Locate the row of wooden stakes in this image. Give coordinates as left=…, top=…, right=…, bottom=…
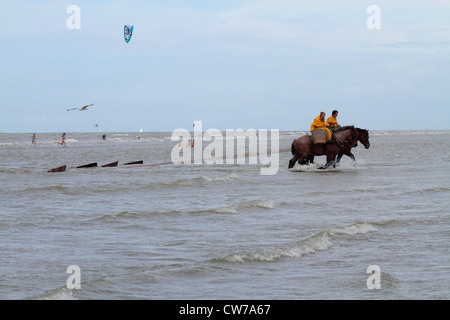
left=47, top=160, right=144, bottom=172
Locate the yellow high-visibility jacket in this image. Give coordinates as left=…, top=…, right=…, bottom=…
left=326, top=116, right=340, bottom=128
left=311, top=115, right=326, bottom=131
left=311, top=115, right=332, bottom=140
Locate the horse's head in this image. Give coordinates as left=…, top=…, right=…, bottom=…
left=357, top=128, right=370, bottom=149
left=333, top=126, right=358, bottom=148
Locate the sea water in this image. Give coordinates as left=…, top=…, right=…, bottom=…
left=0, top=130, right=448, bottom=300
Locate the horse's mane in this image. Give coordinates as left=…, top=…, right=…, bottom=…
left=355, top=127, right=369, bottom=138
left=334, top=125, right=355, bottom=131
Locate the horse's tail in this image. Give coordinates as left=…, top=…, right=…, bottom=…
left=291, top=139, right=296, bottom=155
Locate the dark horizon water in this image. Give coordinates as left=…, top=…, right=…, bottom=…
left=0, top=130, right=449, bottom=299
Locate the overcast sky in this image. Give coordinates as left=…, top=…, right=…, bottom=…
left=1, top=0, right=449, bottom=133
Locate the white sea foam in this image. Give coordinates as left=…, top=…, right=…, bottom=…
left=330, top=222, right=378, bottom=235
left=214, top=206, right=239, bottom=214
left=0, top=142, right=15, bottom=147
left=289, top=158, right=366, bottom=172
left=223, top=222, right=377, bottom=263
left=28, top=286, right=76, bottom=300
left=203, top=173, right=239, bottom=182
left=213, top=200, right=274, bottom=214
left=290, top=162, right=321, bottom=172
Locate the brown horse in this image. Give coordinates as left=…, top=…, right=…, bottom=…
left=336, top=128, right=370, bottom=163
left=289, top=126, right=358, bottom=169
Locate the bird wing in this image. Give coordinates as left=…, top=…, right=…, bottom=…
left=80, top=103, right=94, bottom=110
left=67, top=103, right=94, bottom=111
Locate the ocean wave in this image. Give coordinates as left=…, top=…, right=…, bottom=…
left=164, top=172, right=239, bottom=187
left=27, top=286, right=76, bottom=300
left=0, top=167, right=21, bottom=174
left=0, top=221, right=38, bottom=230
left=21, top=185, right=69, bottom=193
left=201, top=173, right=239, bottom=182
left=218, top=222, right=377, bottom=263
left=412, top=186, right=450, bottom=194
left=379, top=271, right=400, bottom=290
left=89, top=210, right=181, bottom=223
left=330, top=222, right=377, bottom=235
left=211, top=200, right=274, bottom=214
left=32, top=172, right=241, bottom=196
left=90, top=200, right=275, bottom=223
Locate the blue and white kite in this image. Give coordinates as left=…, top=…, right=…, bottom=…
left=124, top=25, right=134, bottom=43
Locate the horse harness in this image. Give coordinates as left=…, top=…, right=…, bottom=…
left=328, top=127, right=357, bottom=148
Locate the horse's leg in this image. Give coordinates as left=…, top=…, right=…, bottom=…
left=318, top=154, right=330, bottom=169
left=297, top=145, right=310, bottom=166
left=319, top=160, right=335, bottom=169
left=347, top=151, right=355, bottom=161
left=289, top=154, right=300, bottom=168
left=318, top=160, right=334, bottom=169
left=306, top=155, right=314, bottom=165
left=319, top=150, right=337, bottom=169
left=330, top=153, right=337, bottom=168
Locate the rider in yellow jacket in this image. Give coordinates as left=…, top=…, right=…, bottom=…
left=326, top=110, right=340, bottom=128
left=311, top=112, right=332, bottom=141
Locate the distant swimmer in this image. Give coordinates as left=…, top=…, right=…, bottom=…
left=31, top=133, right=37, bottom=146
left=186, top=139, right=194, bottom=147
left=59, top=132, right=66, bottom=146
left=67, top=103, right=94, bottom=111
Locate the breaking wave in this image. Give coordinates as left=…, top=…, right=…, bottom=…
left=201, top=173, right=239, bottom=182
left=90, top=200, right=275, bottom=223
left=211, top=200, right=274, bottom=214
left=161, top=172, right=239, bottom=187
left=218, top=222, right=377, bottom=263
left=26, top=286, right=76, bottom=300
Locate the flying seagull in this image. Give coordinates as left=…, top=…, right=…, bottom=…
left=67, top=103, right=94, bottom=111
